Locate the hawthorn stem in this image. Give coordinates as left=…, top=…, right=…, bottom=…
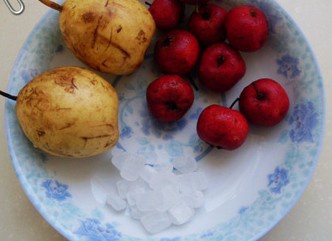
left=38, top=0, right=63, bottom=12
left=0, top=90, right=17, bottom=101
left=186, top=73, right=199, bottom=91
left=195, top=0, right=200, bottom=13
left=252, top=81, right=265, bottom=100
left=145, top=1, right=152, bottom=6
left=229, top=97, right=239, bottom=109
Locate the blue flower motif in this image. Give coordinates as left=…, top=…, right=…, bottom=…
left=160, top=238, right=181, bottom=241
left=189, top=107, right=203, bottom=120
left=120, top=126, right=132, bottom=139
left=75, top=218, right=121, bottom=241
left=200, top=231, right=216, bottom=239
left=118, top=93, right=125, bottom=102
left=238, top=206, right=249, bottom=215
left=288, top=101, right=318, bottom=143
left=41, top=179, right=71, bottom=201
left=268, top=167, right=289, bottom=194
left=159, top=237, right=180, bottom=241
left=277, top=54, right=301, bottom=78
left=20, top=68, right=39, bottom=84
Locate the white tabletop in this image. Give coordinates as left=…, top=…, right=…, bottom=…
left=0, top=1, right=331, bottom=240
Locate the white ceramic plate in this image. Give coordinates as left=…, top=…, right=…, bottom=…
left=5, top=0, right=325, bottom=240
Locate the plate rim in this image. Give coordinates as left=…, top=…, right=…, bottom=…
left=4, top=0, right=326, bottom=240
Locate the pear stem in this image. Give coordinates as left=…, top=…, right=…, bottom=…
left=0, top=90, right=17, bottom=101
left=38, top=0, right=63, bottom=12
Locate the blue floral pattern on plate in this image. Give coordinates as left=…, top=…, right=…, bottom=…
left=5, top=0, right=325, bottom=241
left=277, top=54, right=301, bottom=79
left=288, top=101, right=319, bottom=143
left=75, top=219, right=122, bottom=241
left=268, top=167, right=289, bottom=194
left=42, top=179, right=71, bottom=201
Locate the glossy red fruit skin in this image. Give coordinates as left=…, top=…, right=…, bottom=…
left=188, top=4, right=227, bottom=46
left=225, top=5, right=268, bottom=52
left=154, top=29, right=200, bottom=75
left=239, top=78, right=290, bottom=126
left=179, top=0, right=209, bottom=5
left=149, top=0, right=185, bottom=31
left=198, top=42, right=246, bottom=93
left=146, top=75, right=194, bottom=122
left=196, top=104, right=249, bottom=150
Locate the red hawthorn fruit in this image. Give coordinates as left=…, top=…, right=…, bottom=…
left=198, top=42, right=246, bottom=93
left=154, top=29, right=200, bottom=75
left=148, top=0, right=185, bottom=31
left=239, top=78, right=290, bottom=126
left=196, top=104, right=249, bottom=150
left=188, top=4, right=228, bottom=46
left=225, top=5, right=268, bottom=52
left=146, top=74, right=194, bottom=122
